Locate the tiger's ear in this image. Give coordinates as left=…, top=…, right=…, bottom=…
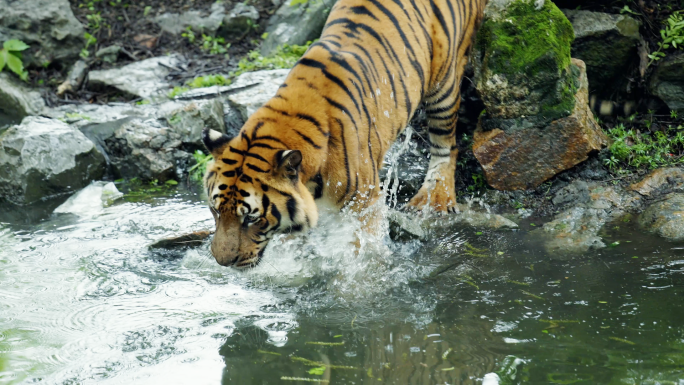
left=275, top=150, right=302, bottom=181
left=202, top=127, right=232, bottom=156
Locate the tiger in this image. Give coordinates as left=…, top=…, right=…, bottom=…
left=201, top=0, right=488, bottom=268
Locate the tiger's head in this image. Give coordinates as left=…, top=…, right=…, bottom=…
left=201, top=127, right=318, bottom=268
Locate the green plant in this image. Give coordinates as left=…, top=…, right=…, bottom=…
left=671, top=110, right=679, bottom=119
left=189, top=150, right=214, bottom=183
left=233, top=41, right=314, bottom=77
left=188, top=74, right=231, bottom=88
left=648, top=10, right=684, bottom=67
left=80, top=32, right=97, bottom=59
left=201, top=34, right=230, bottom=55
left=182, top=27, right=196, bottom=44
left=604, top=123, right=684, bottom=171
left=168, top=86, right=190, bottom=98
left=0, top=39, right=29, bottom=81
left=86, top=12, right=102, bottom=30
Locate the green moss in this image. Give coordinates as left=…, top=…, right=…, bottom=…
left=477, top=0, right=574, bottom=76
left=233, top=41, right=314, bottom=77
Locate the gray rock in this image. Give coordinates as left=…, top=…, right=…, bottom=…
left=103, top=118, right=191, bottom=182
left=562, top=10, right=640, bottom=94
left=552, top=180, right=590, bottom=207
left=153, top=2, right=225, bottom=35
left=638, top=193, right=684, bottom=241
left=0, top=116, right=105, bottom=204
left=227, top=69, right=290, bottom=120
left=166, top=99, right=225, bottom=149
left=0, top=0, right=85, bottom=68
left=219, top=3, right=259, bottom=40
left=0, top=72, right=45, bottom=120
left=95, top=45, right=121, bottom=64
left=649, top=53, right=684, bottom=112
left=87, top=56, right=182, bottom=99
left=261, top=0, right=335, bottom=55
left=56, top=60, right=89, bottom=96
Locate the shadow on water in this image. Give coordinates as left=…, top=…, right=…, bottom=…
left=1, top=177, right=684, bottom=384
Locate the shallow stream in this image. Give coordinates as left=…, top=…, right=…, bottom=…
left=1, top=181, right=684, bottom=384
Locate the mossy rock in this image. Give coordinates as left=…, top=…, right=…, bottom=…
left=474, top=0, right=577, bottom=129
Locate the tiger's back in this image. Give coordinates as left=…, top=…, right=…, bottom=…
left=202, top=0, right=488, bottom=267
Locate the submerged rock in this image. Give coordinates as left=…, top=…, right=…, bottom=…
left=261, top=0, right=335, bottom=55
left=649, top=53, right=684, bottom=112
left=87, top=56, right=182, bottom=99
left=0, top=73, right=45, bottom=121
left=227, top=69, right=290, bottom=121
left=0, top=0, right=85, bottom=68
left=0, top=117, right=105, bottom=205
left=473, top=59, right=608, bottom=190
left=538, top=207, right=608, bottom=255
left=638, top=193, right=684, bottom=241
left=562, top=10, right=640, bottom=95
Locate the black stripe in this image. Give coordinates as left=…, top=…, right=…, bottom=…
left=296, top=113, right=329, bottom=137
left=239, top=189, right=250, bottom=197
left=286, top=197, right=297, bottom=222
left=222, top=171, right=236, bottom=177
left=270, top=203, right=281, bottom=229
left=251, top=142, right=278, bottom=150
left=251, top=121, right=265, bottom=140
left=246, top=163, right=269, bottom=173
left=426, top=102, right=457, bottom=115
left=229, top=147, right=246, bottom=156
left=253, top=135, right=286, bottom=145
left=335, top=118, right=352, bottom=204
left=310, top=173, right=324, bottom=199
left=240, top=174, right=253, bottom=183
left=297, top=58, right=362, bottom=115
left=294, top=129, right=323, bottom=149
left=245, top=152, right=269, bottom=163
left=262, top=194, right=270, bottom=214
left=218, top=184, right=228, bottom=190
left=263, top=105, right=291, bottom=116
left=222, top=158, right=238, bottom=165
left=349, top=5, right=380, bottom=20
left=428, top=126, right=455, bottom=136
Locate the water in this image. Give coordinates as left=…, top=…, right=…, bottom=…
left=1, top=182, right=684, bottom=384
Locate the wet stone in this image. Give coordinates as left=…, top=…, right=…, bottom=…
left=638, top=193, right=684, bottom=241
left=0, top=116, right=105, bottom=205
left=227, top=69, right=290, bottom=121
left=260, top=0, right=336, bottom=55
left=473, top=59, right=609, bottom=190
left=87, top=56, right=182, bottom=99
left=630, top=167, right=684, bottom=197
left=0, top=73, right=46, bottom=121
left=153, top=2, right=225, bottom=35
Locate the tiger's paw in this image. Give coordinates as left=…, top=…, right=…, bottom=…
left=405, top=183, right=457, bottom=214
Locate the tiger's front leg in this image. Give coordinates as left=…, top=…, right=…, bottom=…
left=405, top=84, right=461, bottom=213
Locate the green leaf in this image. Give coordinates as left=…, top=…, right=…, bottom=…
left=7, top=52, right=24, bottom=77
left=308, top=366, right=326, bottom=375
left=3, top=39, right=29, bottom=52
left=165, top=179, right=178, bottom=185
left=0, top=49, right=6, bottom=72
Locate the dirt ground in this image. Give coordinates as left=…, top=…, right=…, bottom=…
left=32, top=0, right=277, bottom=106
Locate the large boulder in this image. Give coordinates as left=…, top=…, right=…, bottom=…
left=165, top=99, right=225, bottom=150
left=0, top=0, right=85, bottom=68
left=562, top=10, right=640, bottom=95
left=102, top=118, right=192, bottom=182
left=474, top=0, right=577, bottom=129
left=649, top=53, right=684, bottom=112
left=638, top=193, right=684, bottom=241
left=473, top=59, right=609, bottom=190
left=0, top=117, right=105, bottom=205
left=260, top=0, right=335, bottom=55
left=87, top=56, right=182, bottom=99
left=0, top=72, right=45, bottom=123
